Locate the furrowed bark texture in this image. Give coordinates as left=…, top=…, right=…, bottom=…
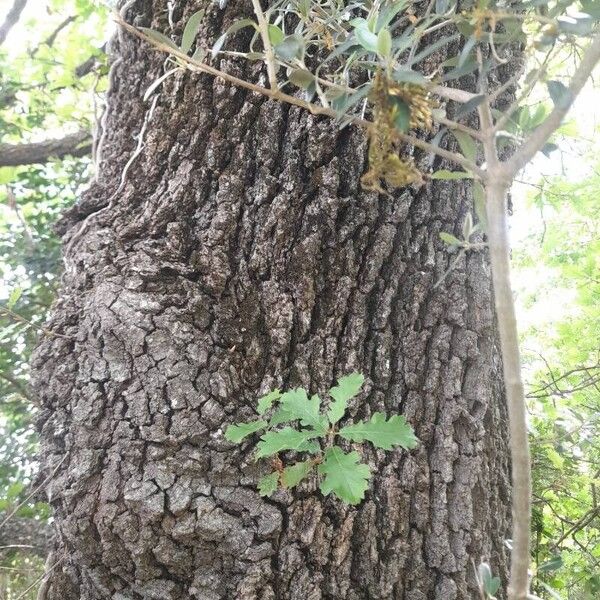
left=32, top=1, right=512, bottom=598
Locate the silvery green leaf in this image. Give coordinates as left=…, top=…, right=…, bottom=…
left=181, top=9, right=205, bottom=54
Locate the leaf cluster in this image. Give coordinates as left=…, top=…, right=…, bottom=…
left=138, top=0, right=600, bottom=191
left=225, top=373, right=418, bottom=505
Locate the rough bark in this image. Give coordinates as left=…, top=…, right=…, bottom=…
left=31, top=1, right=512, bottom=598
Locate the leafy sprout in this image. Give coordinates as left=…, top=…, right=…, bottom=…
left=225, top=372, right=418, bottom=505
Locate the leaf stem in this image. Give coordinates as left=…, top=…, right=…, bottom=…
left=250, top=0, right=278, bottom=90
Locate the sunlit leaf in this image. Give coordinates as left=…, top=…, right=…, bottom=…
left=225, top=420, right=268, bottom=443
left=256, top=427, right=321, bottom=458
left=318, top=447, right=371, bottom=504
left=268, top=24, right=284, bottom=46
left=430, top=170, right=473, bottom=180
left=377, top=28, right=392, bottom=58
left=452, top=130, right=477, bottom=162
left=440, top=231, right=462, bottom=246
left=139, top=27, right=178, bottom=51
left=354, top=27, right=378, bottom=53
left=257, top=389, right=282, bottom=415
left=282, top=459, right=313, bottom=488
left=7, top=287, right=22, bottom=310
left=327, top=372, right=364, bottom=425
left=181, top=9, right=206, bottom=54
left=258, top=472, right=279, bottom=496
left=338, top=412, right=418, bottom=450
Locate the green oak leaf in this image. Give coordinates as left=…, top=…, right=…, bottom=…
left=282, top=460, right=314, bottom=488
left=271, top=388, right=327, bottom=431
left=224, top=420, right=268, bottom=443
left=270, top=403, right=298, bottom=426
left=257, top=389, right=282, bottom=415
left=318, top=447, right=371, bottom=505
left=297, top=439, right=321, bottom=454
left=338, top=412, right=418, bottom=450
left=258, top=472, right=279, bottom=496
left=327, top=372, right=365, bottom=424
left=256, top=427, right=321, bottom=458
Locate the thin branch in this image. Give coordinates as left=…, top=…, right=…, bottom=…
left=117, top=17, right=486, bottom=179
left=0, top=130, right=92, bottom=167
left=0, top=306, right=72, bottom=340
left=0, top=0, right=27, bottom=46
left=485, top=181, right=531, bottom=600
left=5, top=185, right=34, bottom=252
left=250, top=0, right=278, bottom=90
left=551, top=506, right=600, bottom=549
left=0, top=369, right=31, bottom=401
left=494, top=49, right=552, bottom=134
left=504, top=32, right=600, bottom=177
left=0, top=517, right=51, bottom=557
left=18, top=556, right=62, bottom=600
left=30, top=15, right=77, bottom=56
left=435, top=115, right=485, bottom=140
left=432, top=84, right=479, bottom=104
left=488, top=70, right=521, bottom=105
left=0, top=455, right=67, bottom=533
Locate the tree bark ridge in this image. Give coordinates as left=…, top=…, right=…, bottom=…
left=31, top=1, right=512, bottom=598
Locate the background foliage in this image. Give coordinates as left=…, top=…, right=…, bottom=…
left=0, top=0, right=597, bottom=598
left=0, top=0, right=107, bottom=596
left=515, top=140, right=600, bottom=598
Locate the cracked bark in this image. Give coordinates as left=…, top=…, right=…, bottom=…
left=31, top=1, right=513, bottom=598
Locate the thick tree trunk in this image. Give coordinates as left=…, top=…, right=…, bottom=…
left=31, top=1, right=512, bottom=598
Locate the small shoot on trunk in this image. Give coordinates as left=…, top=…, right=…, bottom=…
left=224, top=372, right=418, bottom=505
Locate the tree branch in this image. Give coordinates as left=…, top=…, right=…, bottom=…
left=485, top=182, right=531, bottom=600
left=118, top=17, right=487, bottom=179
left=250, top=0, right=278, bottom=90
left=0, top=0, right=27, bottom=46
left=0, top=130, right=91, bottom=167
left=504, top=32, right=600, bottom=177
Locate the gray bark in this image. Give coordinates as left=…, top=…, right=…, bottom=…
left=31, top=1, right=512, bottom=598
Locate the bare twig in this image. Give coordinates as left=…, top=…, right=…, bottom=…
left=0, top=306, right=71, bottom=340
left=5, top=185, right=34, bottom=252
left=17, top=554, right=62, bottom=600
left=30, top=15, right=77, bottom=56
left=0, top=370, right=31, bottom=401
left=0, top=0, right=27, bottom=46
left=0, top=455, right=67, bottom=533
left=505, top=33, right=600, bottom=177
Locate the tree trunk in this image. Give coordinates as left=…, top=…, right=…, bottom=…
left=31, top=1, right=512, bottom=598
